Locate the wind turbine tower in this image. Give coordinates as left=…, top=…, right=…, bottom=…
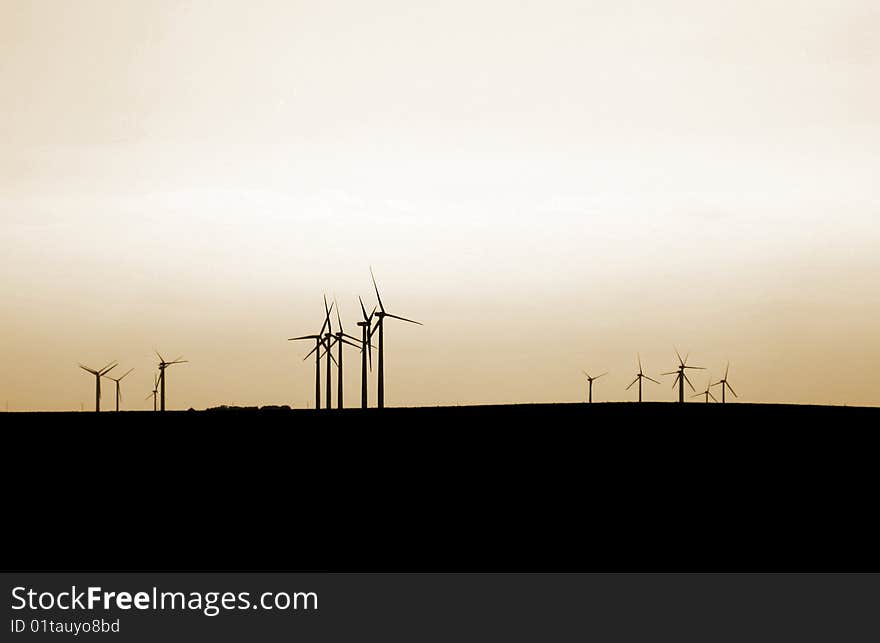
left=582, top=371, right=607, bottom=403
left=104, top=367, right=134, bottom=412
left=356, top=296, right=376, bottom=409
left=625, top=355, right=659, bottom=402
left=370, top=267, right=422, bottom=409
left=156, top=352, right=187, bottom=412
left=79, top=361, right=117, bottom=412
left=711, top=362, right=739, bottom=403
left=662, top=349, right=705, bottom=403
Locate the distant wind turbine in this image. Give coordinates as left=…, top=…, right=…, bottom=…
left=692, top=374, right=718, bottom=403
left=156, top=352, right=187, bottom=412
left=662, top=349, right=705, bottom=403
left=357, top=296, right=377, bottom=409
left=321, top=295, right=334, bottom=409
left=582, top=371, right=607, bottom=403
left=289, top=296, right=335, bottom=410
left=711, top=362, right=738, bottom=403
left=79, top=361, right=117, bottom=412
left=370, top=267, right=422, bottom=409
left=625, top=354, right=658, bottom=402
left=331, top=300, right=365, bottom=409
left=103, top=367, right=134, bottom=412
left=145, top=372, right=160, bottom=411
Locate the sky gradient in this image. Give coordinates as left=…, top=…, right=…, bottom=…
left=2, top=1, right=879, bottom=409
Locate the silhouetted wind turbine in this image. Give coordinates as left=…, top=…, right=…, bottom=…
left=103, top=367, right=133, bottom=412
left=322, top=295, right=334, bottom=409
left=711, top=362, right=738, bottom=404
left=582, top=371, right=607, bottom=403
left=145, top=372, right=160, bottom=411
left=79, top=361, right=117, bottom=412
left=289, top=297, right=335, bottom=410
left=156, top=352, right=187, bottom=412
left=331, top=301, right=364, bottom=409
left=356, top=296, right=377, bottom=409
left=625, top=354, right=658, bottom=402
left=370, top=267, right=422, bottom=409
left=662, top=349, right=705, bottom=403
left=692, top=374, right=718, bottom=403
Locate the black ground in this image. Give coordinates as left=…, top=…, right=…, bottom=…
left=4, top=403, right=877, bottom=572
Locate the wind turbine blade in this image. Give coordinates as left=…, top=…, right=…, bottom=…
left=674, top=347, right=683, bottom=365
left=684, top=365, right=706, bottom=370
left=289, top=335, right=319, bottom=341
left=319, top=295, right=334, bottom=335
left=644, top=376, right=660, bottom=385
left=625, top=377, right=639, bottom=391
left=709, top=392, right=718, bottom=402
left=370, top=266, right=385, bottom=313
left=342, top=332, right=362, bottom=343
left=368, top=338, right=373, bottom=370
left=725, top=362, right=730, bottom=380
left=145, top=393, right=153, bottom=401
left=727, top=383, right=738, bottom=398
left=155, top=351, right=165, bottom=363
left=335, top=300, right=343, bottom=331
left=596, top=372, right=608, bottom=379
left=341, top=338, right=360, bottom=349
left=684, top=373, right=696, bottom=392
left=119, top=368, right=134, bottom=380
left=359, top=295, right=369, bottom=321
left=79, top=364, right=97, bottom=374
left=710, top=380, right=722, bottom=387
left=690, top=392, right=702, bottom=398
left=303, top=343, right=320, bottom=361
left=661, top=371, right=678, bottom=376
left=638, top=353, right=643, bottom=371
left=101, top=363, right=118, bottom=376
left=385, top=313, right=422, bottom=325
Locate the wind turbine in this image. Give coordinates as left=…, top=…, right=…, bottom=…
left=582, top=371, right=607, bottom=403
left=103, top=367, right=134, bottom=412
left=331, top=301, right=364, bottom=409
left=322, top=296, right=334, bottom=409
left=711, top=362, right=738, bottom=404
left=356, top=296, right=377, bottom=409
left=289, top=296, right=335, bottom=410
left=156, top=352, right=187, bottom=412
left=145, top=372, right=160, bottom=411
left=662, top=349, right=705, bottom=403
left=370, top=267, right=422, bottom=409
left=79, top=361, right=117, bottom=412
left=692, top=374, right=718, bottom=403
left=625, top=354, right=658, bottom=402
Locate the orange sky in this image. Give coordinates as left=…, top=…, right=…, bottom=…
left=2, top=1, right=878, bottom=410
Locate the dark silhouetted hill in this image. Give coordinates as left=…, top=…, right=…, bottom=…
left=4, top=403, right=877, bottom=572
